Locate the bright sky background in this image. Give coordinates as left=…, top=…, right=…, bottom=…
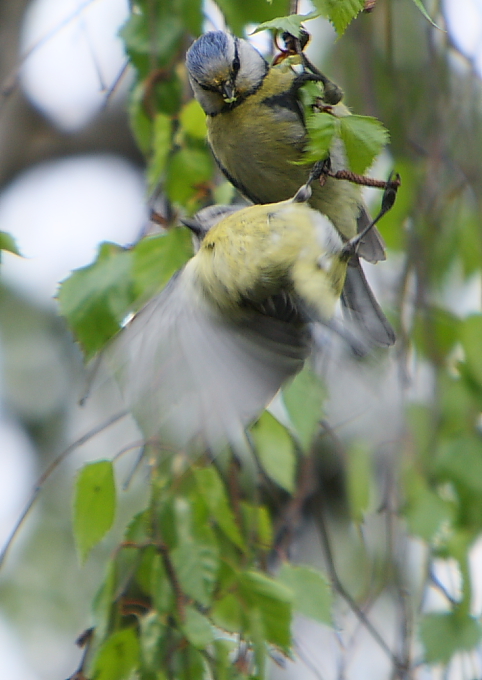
left=1, top=0, right=482, bottom=678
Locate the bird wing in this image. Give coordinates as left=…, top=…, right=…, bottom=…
left=105, top=269, right=311, bottom=459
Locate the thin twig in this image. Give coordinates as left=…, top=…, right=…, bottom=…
left=323, top=169, right=402, bottom=190
left=315, top=502, right=406, bottom=675
left=157, top=541, right=186, bottom=622
left=1, top=0, right=98, bottom=108
left=0, top=410, right=128, bottom=569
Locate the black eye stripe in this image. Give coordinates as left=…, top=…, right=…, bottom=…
left=232, top=39, right=240, bottom=75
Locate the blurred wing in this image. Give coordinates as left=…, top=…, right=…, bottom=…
left=106, top=269, right=311, bottom=458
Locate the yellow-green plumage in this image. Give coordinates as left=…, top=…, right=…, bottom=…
left=207, top=65, right=363, bottom=247
left=192, top=199, right=347, bottom=320
left=106, top=196, right=346, bottom=458
left=186, top=31, right=395, bottom=346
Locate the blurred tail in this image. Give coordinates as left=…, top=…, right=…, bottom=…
left=341, top=257, right=396, bottom=348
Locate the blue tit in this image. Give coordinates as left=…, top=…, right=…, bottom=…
left=185, top=31, right=395, bottom=347
left=106, top=187, right=355, bottom=461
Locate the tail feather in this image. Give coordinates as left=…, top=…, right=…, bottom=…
left=341, top=258, right=396, bottom=347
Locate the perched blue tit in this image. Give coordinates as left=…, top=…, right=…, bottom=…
left=185, top=31, right=395, bottom=347
left=106, top=187, right=354, bottom=460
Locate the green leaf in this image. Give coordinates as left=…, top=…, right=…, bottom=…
left=146, top=113, right=172, bottom=193
left=282, top=366, right=326, bottom=451
left=339, top=114, right=389, bottom=174
left=91, top=561, right=116, bottom=642
left=171, top=539, right=219, bottom=606
left=150, top=553, right=174, bottom=613
left=403, top=471, right=453, bottom=542
left=461, top=315, right=482, bottom=386
left=182, top=605, right=215, bottom=648
left=346, top=442, right=372, bottom=522
left=140, top=611, right=166, bottom=672
left=73, top=460, right=116, bottom=562
left=194, top=467, right=245, bottom=549
left=179, top=100, right=207, bottom=140
left=420, top=612, right=481, bottom=664
left=241, top=502, right=273, bottom=551
left=57, top=243, right=134, bottom=359
left=302, top=111, right=338, bottom=164
left=179, top=0, right=204, bottom=36
left=128, top=81, right=152, bottom=156
left=251, top=411, right=296, bottom=492
left=165, top=147, right=213, bottom=208
left=412, top=306, right=460, bottom=358
left=410, top=0, right=442, bottom=28
left=215, top=0, right=292, bottom=36
left=313, top=0, right=365, bottom=35
left=278, top=564, right=332, bottom=624
left=238, top=570, right=293, bottom=650
left=436, top=437, right=482, bottom=496
left=211, top=593, right=243, bottom=632
left=91, top=628, right=140, bottom=680
left=0, top=231, right=21, bottom=256
left=253, top=12, right=320, bottom=38
left=132, top=228, right=193, bottom=303
left=120, top=6, right=184, bottom=69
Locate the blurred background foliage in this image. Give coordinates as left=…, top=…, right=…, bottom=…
left=1, top=0, right=482, bottom=679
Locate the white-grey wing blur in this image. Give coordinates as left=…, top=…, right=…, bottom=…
left=106, top=269, right=311, bottom=458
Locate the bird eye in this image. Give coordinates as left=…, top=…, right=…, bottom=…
left=232, top=53, right=240, bottom=74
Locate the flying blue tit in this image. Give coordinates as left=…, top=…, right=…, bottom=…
left=185, top=31, right=395, bottom=347
left=106, top=185, right=357, bottom=461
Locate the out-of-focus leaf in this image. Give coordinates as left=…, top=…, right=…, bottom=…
left=253, top=12, right=320, bottom=37
left=412, top=306, right=460, bottom=358
left=179, top=0, right=203, bottom=36
left=194, top=467, right=245, bottom=549
left=73, top=461, right=116, bottom=563
left=215, top=0, right=291, bottom=36
left=346, top=443, right=372, bottom=523
left=251, top=411, right=296, bottom=493
left=0, top=231, right=21, bottom=257
left=128, top=81, right=152, bottom=155
left=179, top=100, right=207, bottom=139
left=403, top=470, right=453, bottom=542
left=182, top=605, right=215, bottom=648
left=171, top=539, right=219, bottom=606
left=410, top=0, right=442, bottom=28
left=461, top=315, right=482, bottom=385
left=165, top=148, right=213, bottom=208
left=90, top=628, right=140, bottom=680
left=420, top=612, right=481, bottom=664
left=132, top=228, right=193, bottom=302
left=435, top=436, right=482, bottom=531
left=212, top=593, right=243, bottom=632
left=120, top=6, right=184, bottom=70
left=146, top=113, right=172, bottom=193
left=91, top=561, right=116, bottom=642
left=140, top=611, right=166, bottom=671
left=239, top=570, right=292, bottom=650
left=282, top=366, right=326, bottom=452
left=57, top=243, right=134, bottom=359
left=241, top=502, right=273, bottom=552
left=278, top=564, right=332, bottom=624
left=312, top=0, right=364, bottom=35
left=339, top=115, right=390, bottom=174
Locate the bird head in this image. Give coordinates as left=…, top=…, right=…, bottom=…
left=186, top=31, right=268, bottom=115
